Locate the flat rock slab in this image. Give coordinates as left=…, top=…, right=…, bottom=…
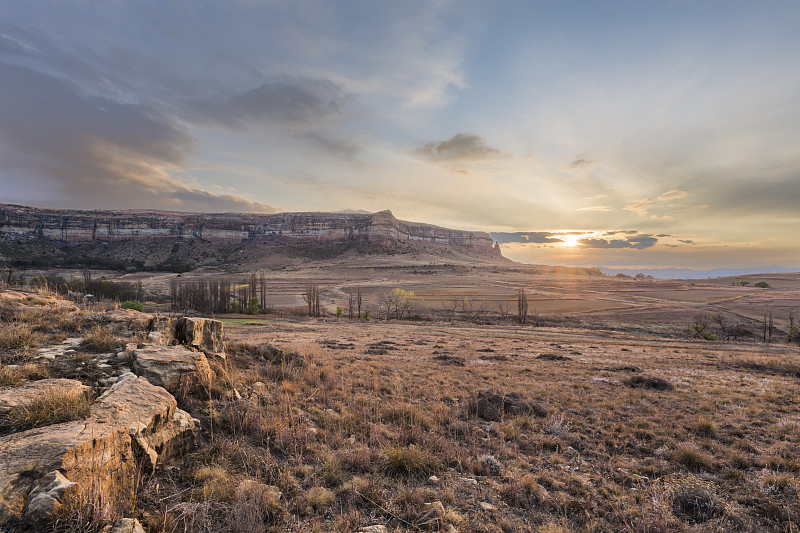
left=34, top=338, right=83, bottom=360
left=101, top=308, right=153, bottom=333
left=0, top=373, right=196, bottom=525
left=0, top=379, right=89, bottom=413
left=131, top=345, right=213, bottom=393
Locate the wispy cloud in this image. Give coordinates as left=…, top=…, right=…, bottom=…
left=416, top=133, right=507, bottom=162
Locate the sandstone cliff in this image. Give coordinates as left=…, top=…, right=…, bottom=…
left=0, top=204, right=502, bottom=268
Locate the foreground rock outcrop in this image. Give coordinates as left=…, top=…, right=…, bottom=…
left=0, top=378, right=89, bottom=413
left=0, top=373, right=197, bottom=524
left=131, top=345, right=213, bottom=393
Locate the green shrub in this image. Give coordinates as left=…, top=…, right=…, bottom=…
left=335, top=306, right=344, bottom=318
left=120, top=300, right=145, bottom=312
left=228, top=301, right=240, bottom=313
left=754, top=281, right=770, bottom=288
left=247, top=297, right=259, bottom=315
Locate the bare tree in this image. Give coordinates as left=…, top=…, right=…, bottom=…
left=517, top=288, right=528, bottom=324
left=0, top=262, right=23, bottom=288
left=497, top=300, right=511, bottom=321
left=303, top=284, right=321, bottom=317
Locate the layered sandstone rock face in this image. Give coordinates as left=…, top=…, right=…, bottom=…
left=0, top=373, right=197, bottom=524
left=0, top=204, right=499, bottom=257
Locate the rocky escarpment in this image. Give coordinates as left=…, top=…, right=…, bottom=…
left=0, top=299, right=225, bottom=528
left=0, top=205, right=502, bottom=268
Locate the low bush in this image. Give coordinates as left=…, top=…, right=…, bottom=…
left=120, top=300, right=146, bottom=312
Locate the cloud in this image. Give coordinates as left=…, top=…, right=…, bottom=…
left=490, top=232, right=563, bottom=244
left=578, top=234, right=657, bottom=249
left=416, top=133, right=507, bottom=162
left=0, top=63, right=275, bottom=213
left=187, top=78, right=352, bottom=132
left=623, top=199, right=653, bottom=216
left=570, top=157, right=594, bottom=169
left=678, top=239, right=695, bottom=244
left=657, top=189, right=688, bottom=201
left=576, top=205, right=611, bottom=212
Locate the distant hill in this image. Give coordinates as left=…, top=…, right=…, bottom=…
left=0, top=204, right=504, bottom=271
left=600, top=266, right=800, bottom=279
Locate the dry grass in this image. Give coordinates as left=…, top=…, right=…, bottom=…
left=4, top=287, right=800, bottom=532
left=0, top=321, right=43, bottom=354
left=80, top=326, right=123, bottom=353
left=3, top=385, right=92, bottom=431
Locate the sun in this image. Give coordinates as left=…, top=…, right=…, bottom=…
left=561, top=235, right=582, bottom=247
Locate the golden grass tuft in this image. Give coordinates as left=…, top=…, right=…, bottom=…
left=80, top=326, right=123, bottom=353
left=5, top=386, right=91, bottom=431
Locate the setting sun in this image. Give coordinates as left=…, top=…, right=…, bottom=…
left=561, top=235, right=582, bottom=247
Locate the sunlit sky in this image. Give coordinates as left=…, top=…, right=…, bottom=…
left=1, top=2, right=798, bottom=269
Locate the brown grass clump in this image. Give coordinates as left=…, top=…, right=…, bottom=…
left=500, top=473, right=549, bottom=508
left=624, top=375, right=673, bottom=390
left=382, top=446, right=442, bottom=478
left=0, top=321, right=43, bottom=354
left=464, top=388, right=547, bottom=421
left=668, top=473, right=726, bottom=523
left=673, top=443, right=714, bottom=472
left=192, top=464, right=238, bottom=503
left=80, top=326, right=123, bottom=353
left=305, top=486, right=336, bottom=511
left=232, top=480, right=284, bottom=530
left=693, top=418, right=718, bottom=439
left=4, top=386, right=91, bottom=431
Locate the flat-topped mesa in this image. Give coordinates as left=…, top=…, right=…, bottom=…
left=0, top=204, right=500, bottom=257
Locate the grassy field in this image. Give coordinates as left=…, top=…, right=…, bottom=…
left=4, top=267, right=800, bottom=532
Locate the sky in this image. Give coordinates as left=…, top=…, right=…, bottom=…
left=1, top=1, right=798, bottom=269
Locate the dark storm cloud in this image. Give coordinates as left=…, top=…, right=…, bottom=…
left=187, top=78, right=352, bottom=132
left=0, top=64, right=274, bottom=212
left=490, top=232, right=563, bottom=244
left=579, top=234, right=657, bottom=249
left=417, top=133, right=506, bottom=162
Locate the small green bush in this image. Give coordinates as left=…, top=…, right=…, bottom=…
left=247, top=297, right=259, bottom=315
left=754, top=281, right=770, bottom=288
left=228, top=301, right=240, bottom=313
left=121, top=300, right=145, bottom=312
left=335, top=307, right=344, bottom=318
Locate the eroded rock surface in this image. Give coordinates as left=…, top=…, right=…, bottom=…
left=146, top=316, right=224, bottom=355
left=131, top=345, right=213, bottom=393
left=0, top=373, right=196, bottom=525
left=0, top=378, right=89, bottom=413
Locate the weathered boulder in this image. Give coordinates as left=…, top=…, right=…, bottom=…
left=146, top=316, right=224, bottom=355
left=22, top=470, right=76, bottom=523
left=0, top=378, right=89, bottom=413
left=174, top=317, right=223, bottom=354
left=0, top=373, right=196, bottom=525
left=130, top=345, right=213, bottom=393
left=102, top=308, right=153, bottom=333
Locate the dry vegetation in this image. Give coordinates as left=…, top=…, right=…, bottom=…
left=129, top=318, right=800, bottom=532
left=2, top=277, right=800, bottom=532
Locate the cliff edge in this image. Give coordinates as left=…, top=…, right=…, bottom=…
left=0, top=204, right=504, bottom=269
